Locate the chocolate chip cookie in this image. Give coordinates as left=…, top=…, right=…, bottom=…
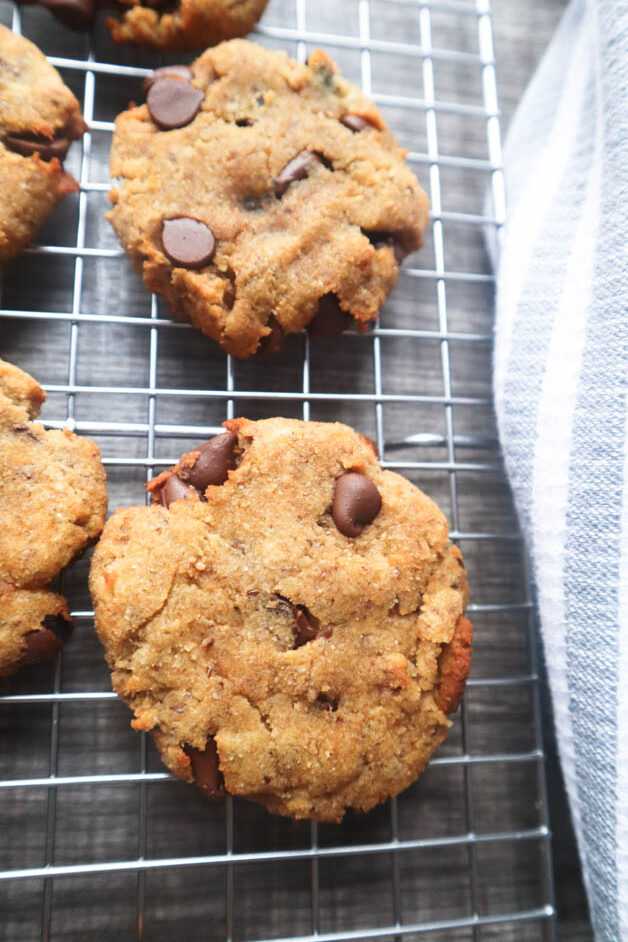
left=109, top=41, right=429, bottom=358
left=0, top=26, right=86, bottom=264
left=17, top=0, right=267, bottom=50
left=107, top=0, right=268, bottom=49
left=90, top=418, right=470, bottom=822
left=0, top=360, right=107, bottom=679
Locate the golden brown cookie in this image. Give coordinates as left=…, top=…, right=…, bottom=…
left=17, top=0, right=267, bottom=50
left=0, top=26, right=86, bottom=264
left=107, top=0, right=268, bottom=50
left=90, top=418, right=470, bottom=822
left=0, top=360, right=108, bottom=678
left=108, top=41, right=429, bottom=358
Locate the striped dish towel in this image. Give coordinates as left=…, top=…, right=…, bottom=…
left=491, top=0, right=628, bottom=938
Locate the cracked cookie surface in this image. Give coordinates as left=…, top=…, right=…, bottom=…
left=0, top=26, right=85, bottom=263
left=109, top=40, right=429, bottom=358
left=90, top=417, right=469, bottom=821
left=0, top=360, right=107, bottom=678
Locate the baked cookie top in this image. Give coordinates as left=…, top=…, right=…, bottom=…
left=90, top=418, right=470, bottom=821
left=109, top=41, right=429, bottom=358
left=0, top=360, right=107, bottom=678
left=0, top=26, right=85, bottom=263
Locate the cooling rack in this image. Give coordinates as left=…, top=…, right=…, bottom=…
left=0, top=0, right=559, bottom=939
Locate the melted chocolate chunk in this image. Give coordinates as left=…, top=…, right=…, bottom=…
left=332, top=472, right=382, bottom=538
left=273, top=151, right=321, bottom=197
left=292, top=605, right=320, bottom=648
left=4, top=133, right=71, bottom=162
left=183, top=432, right=237, bottom=491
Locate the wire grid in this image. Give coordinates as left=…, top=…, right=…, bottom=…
left=0, top=0, right=558, bottom=939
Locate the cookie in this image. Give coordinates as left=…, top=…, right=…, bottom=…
left=108, top=41, right=429, bottom=358
left=0, top=360, right=107, bottom=678
left=107, top=0, right=269, bottom=50
left=0, top=26, right=86, bottom=264
left=90, top=418, right=470, bottom=822
left=17, top=0, right=267, bottom=49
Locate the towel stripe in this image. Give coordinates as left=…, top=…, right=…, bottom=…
left=494, top=5, right=588, bottom=411
left=562, top=4, right=628, bottom=931
left=618, top=396, right=628, bottom=939
left=493, top=0, right=628, bottom=936
left=563, top=285, right=625, bottom=939
left=499, top=72, right=597, bottom=543
left=530, top=132, right=601, bottom=900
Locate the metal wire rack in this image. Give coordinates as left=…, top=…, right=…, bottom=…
left=0, top=0, right=558, bottom=939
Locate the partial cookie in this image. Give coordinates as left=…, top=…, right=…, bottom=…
left=0, top=26, right=85, bottom=263
left=109, top=41, right=429, bottom=358
left=0, top=360, right=107, bottom=678
left=107, top=0, right=268, bottom=50
left=90, top=418, right=469, bottom=822
left=17, top=0, right=268, bottom=50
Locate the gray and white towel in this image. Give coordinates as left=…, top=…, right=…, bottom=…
left=492, top=0, right=628, bottom=938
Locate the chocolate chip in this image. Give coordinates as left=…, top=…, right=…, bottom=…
left=187, top=738, right=224, bottom=797
left=293, top=605, right=320, bottom=648
left=341, top=114, right=371, bottom=132
left=160, top=474, right=196, bottom=508
left=274, top=151, right=319, bottom=197
left=332, top=472, right=382, bottom=537
left=235, top=117, right=254, bottom=127
left=162, top=217, right=215, bottom=269
left=19, top=0, right=95, bottom=30
left=147, top=77, right=203, bottom=131
left=363, top=230, right=406, bottom=263
left=308, top=295, right=352, bottom=338
left=259, top=314, right=283, bottom=355
left=274, top=595, right=323, bottom=647
left=183, top=432, right=237, bottom=491
left=143, top=65, right=193, bottom=96
left=4, top=134, right=71, bottom=162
